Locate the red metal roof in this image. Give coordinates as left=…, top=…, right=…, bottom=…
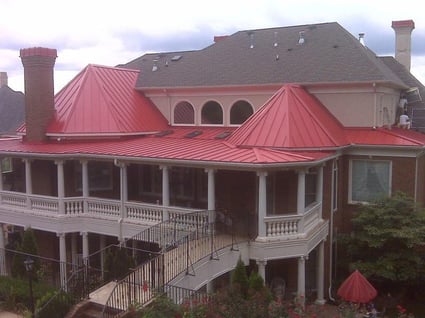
left=46, top=65, right=169, bottom=136
left=228, top=84, right=348, bottom=149
left=346, top=127, right=425, bottom=146
left=0, top=128, right=332, bottom=165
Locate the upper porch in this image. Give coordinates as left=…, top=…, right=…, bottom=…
left=0, top=156, right=330, bottom=245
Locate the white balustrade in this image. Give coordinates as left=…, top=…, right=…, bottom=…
left=64, top=198, right=84, bottom=215
left=264, top=202, right=322, bottom=238
left=125, top=202, right=163, bottom=222
left=0, top=191, right=27, bottom=208
left=30, top=195, right=59, bottom=213
left=86, top=198, right=121, bottom=217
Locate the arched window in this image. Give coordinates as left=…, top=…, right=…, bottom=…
left=201, top=101, right=223, bottom=124
left=230, top=100, right=254, bottom=124
left=174, top=101, right=195, bottom=124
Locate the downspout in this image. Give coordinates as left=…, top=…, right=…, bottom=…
left=373, top=82, right=377, bottom=129
left=328, top=159, right=336, bottom=301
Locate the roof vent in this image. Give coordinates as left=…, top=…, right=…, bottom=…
left=185, top=130, right=203, bottom=138
left=248, top=31, right=255, bottom=48
left=215, top=131, right=232, bottom=139
left=152, top=59, right=158, bottom=72
left=358, top=33, right=365, bottom=46
left=298, top=31, right=305, bottom=45
left=274, top=31, right=278, bottom=47
left=171, top=55, right=182, bottom=61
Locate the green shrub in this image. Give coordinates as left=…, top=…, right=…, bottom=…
left=35, top=290, right=74, bottom=318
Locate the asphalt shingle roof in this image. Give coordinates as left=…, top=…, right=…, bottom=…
left=0, top=86, right=24, bottom=134
left=122, top=22, right=406, bottom=89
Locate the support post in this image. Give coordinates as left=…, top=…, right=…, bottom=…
left=316, top=165, right=324, bottom=218
left=256, top=260, right=267, bottom=283
left=257, top=171, right=268, bottom=237
left=24, top=159, right=32, bottom=208
left=55, top=160, right=65, bottom=214
left=297, top=256, right=306, bottom=303
left=81, top=160, right=89, bottom=213
left=206, top=168, right=216, bottom=225
left=161, top=165, right=170, bottom=221
left=58, top=233, right=67, bottom=290
left=0, top=224, right=6, bottom=275
left=316, top=241, right=326, bottom=304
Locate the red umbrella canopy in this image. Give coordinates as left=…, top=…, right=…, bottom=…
left=337, top=270, right=378, bottom=303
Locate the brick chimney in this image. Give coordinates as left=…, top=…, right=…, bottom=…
left=0, top=72, right=7, bottom=87
left=20, top=47, right=57, bottom=142
left=392, top=20, right=415, bottom=71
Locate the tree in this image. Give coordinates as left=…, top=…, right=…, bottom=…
left=345, top=192, right=425, bottom=285
left=11, top=228, right=40, bottom=280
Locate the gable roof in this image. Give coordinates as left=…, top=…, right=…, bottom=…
left=0, top=85, right=24, bottom=134
left=228, top=84, right=348, bottom=149
left=42, top=65, right=169, bottom=136
left=122, top=22, right=405, bottom=89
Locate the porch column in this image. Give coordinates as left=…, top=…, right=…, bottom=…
left=316, top=241, right=326, bottom=305
left=24, top=159, right=32, bottom=208
left=100, top=234, right=105, bottom=280
left=58, top=233, right=67, bottom=290
left=297, top=256, right=306, bottom=301
left=316, top=165, right=324, bottom=219
left=55, top=160, right=65, bottom=215
left=0, top=224, right=6, bottom=275
left=119, top=163, right=128, bottom=218
left=0, top=159, right=3, bottom=191
left=81, top=232, right=89, bottom=266
left=160, top=165, right=170, bottom=221
left=256, top=260, right=267, bottom=283
left=206, top=168, right=216, bottom=224
left=297, top=169, right=306, bottom=214
left=257, top=171, right=268, bottom=237
left=71, top=233, right=78, bottom=272
left=81, top=160, right=89, bottom=213
left=206, top=280, right=214, bottom=294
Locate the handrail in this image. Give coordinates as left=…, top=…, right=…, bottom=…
left=101, top=210, right=235, bottom=317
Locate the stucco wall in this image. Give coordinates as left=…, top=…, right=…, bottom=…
left=147, top=84, right=401, bottom=128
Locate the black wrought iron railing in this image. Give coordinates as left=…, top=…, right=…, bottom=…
left=101, top=210, right=238, bottom=318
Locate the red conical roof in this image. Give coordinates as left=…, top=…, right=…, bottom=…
left=228, top=84, right=348, bottom=149
left=47, top=64, right=168, bottom=136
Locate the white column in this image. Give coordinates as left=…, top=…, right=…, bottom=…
left=119, top=163, right=128, bottom=218
left=55, top=160, right=65, bottom=214
left=0, top=158, right=3, bottom=191
left=256, top=260, right=267, bottom=283
left=100, top=235, right=105, bottom=280
left=316, top=166, right=324, bottom=219
left=81, top=160, right=89, bottom=213
left=206, top=168, right=216, bottom=224
left=161, top=165, right=170, bottom=221
left=206, top=280, right=214, bottom=294
left=81, top=232, right=89, bottom=266
left=0, top=225, right=6, bottom=275
left=297, top=169, right=306, bottom=214
left=71, top=233, right=78, bottom=272
left=297, top=256, right=306, bottom=300
left=24, top=159, right=32, bottom=209
left=316, top=241, right=326, bottom=305
left=58, top=233, right=67, bottom=290
left=257, top=172, right=268, bottom=237
left=24, top=159, right=32, bottom=194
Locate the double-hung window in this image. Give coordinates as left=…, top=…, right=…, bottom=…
left=350, top=159, right=391, bottom=203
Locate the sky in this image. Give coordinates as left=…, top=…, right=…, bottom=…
left=1, top=0, right=425, bottom=93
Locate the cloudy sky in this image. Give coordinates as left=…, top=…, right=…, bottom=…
left=1, top=0, right=425, bottom=93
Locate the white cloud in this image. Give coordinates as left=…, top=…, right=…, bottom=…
left=1, top=0, right=425, bottom=93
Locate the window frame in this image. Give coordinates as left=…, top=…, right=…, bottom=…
left=348, top=159, right=392, bottom=204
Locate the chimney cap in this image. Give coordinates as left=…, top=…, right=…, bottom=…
left=20, top=47, right=57, bottom=58
left=392, top=20, right=415, bottom=29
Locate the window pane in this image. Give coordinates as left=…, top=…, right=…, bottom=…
left=174, top=101, right=194, bottom=124
left=230, top=100, right=253, bottom=124
left=201, top=101, right=223, bottom=124
left=352, top=161, right=390, bottom=202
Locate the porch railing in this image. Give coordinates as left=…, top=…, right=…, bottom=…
left=102, top=210, right=237, bottom=317
left=264, top=202, right=322, bottom=238
left=0, top=190, right=201, bottom=224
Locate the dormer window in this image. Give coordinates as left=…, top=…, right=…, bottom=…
left=174, top=101, right=195, bottom=125
left=230, top=100, right=254, bottom=125
left=201, top=101, right=223, bottom=125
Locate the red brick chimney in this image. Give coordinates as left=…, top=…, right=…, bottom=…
left=20, top=47, right=57, bottom=142
left=392, top=20, right=415, bottom=71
